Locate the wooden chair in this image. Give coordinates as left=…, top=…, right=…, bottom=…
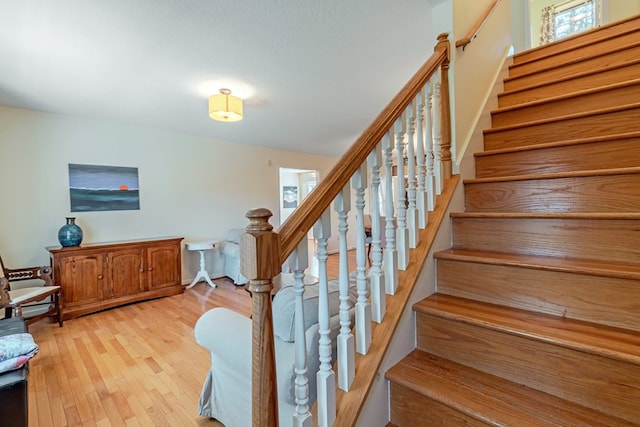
left=0, top=256, right=63, bottom=327
left=364, top=215, right=394, bottom=264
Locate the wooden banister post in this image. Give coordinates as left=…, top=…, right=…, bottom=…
left=436, top=33, right=453, bottom=180
left=241, top=208, right=281, bottom=427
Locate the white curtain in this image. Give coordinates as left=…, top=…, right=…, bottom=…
left=540, top=5, right=556, bottom=45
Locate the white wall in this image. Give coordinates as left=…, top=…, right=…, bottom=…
left=450, top=0, right=513, bottom=170
left=608, top=0, right=640, bottom=20
left=0, top=106, right=337, bottom=282
left=512, top=0, right=531, bottom=52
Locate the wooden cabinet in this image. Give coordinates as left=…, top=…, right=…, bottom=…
left=48, top=237, right=183, bottom=320
left=57, top=253, right=104, bottom=307
left=147, top=243, right=181, bottom=290
left=108, top=247, right=145, bottom=298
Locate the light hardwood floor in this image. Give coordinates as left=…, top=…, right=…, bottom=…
left=27, top=249, right=350, bottom=426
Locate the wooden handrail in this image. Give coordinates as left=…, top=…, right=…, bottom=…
left=277, top=33, right=451, bottom=262
left=455, top=0, right=501, bottom=50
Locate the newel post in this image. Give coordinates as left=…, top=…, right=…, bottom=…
left=241, top=208, right=281, bottom=427
left=436, top=32, right=453, bottom=180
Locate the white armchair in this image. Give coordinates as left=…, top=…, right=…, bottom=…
left=194, top=274, right=357, bottom=426
left=220, top=228, right=248, bottom=285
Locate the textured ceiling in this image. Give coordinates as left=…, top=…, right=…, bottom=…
left=0, top=0, right=436, bottom=157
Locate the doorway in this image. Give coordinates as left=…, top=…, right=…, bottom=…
left=278, top=167, right=320, bottom=275
left=278, top=167, right=319, bottom=226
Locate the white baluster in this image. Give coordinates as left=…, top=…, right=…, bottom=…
left=416, top=87, right=428, bottom=229
left=395, top=113, right=409, bottom=271
left=367, top=144, right=385, bottom=323
left=352, top=163, right=371, bottom=355
left=313, top=210, right=335, bottom=427
left=425, top=80, right=436, bottom=211
left=290, top=240, right=312, bottom=427
left=406, top=101, right=419, bottom=249
left=432, top=73, right=443, bottom=196
left=382, top=130, right=398, bottom=295
left=333, top=186, right=355, bottom=392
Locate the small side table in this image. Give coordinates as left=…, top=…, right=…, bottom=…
left=185, top=241, right=218, bottom=289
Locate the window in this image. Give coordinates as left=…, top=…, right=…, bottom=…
left=539, top=0, right=601, bottom=45
left=554, top=0, right=597, bottom=39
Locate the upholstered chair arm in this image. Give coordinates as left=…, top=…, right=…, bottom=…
left=194, top=307, right=253, bottom=427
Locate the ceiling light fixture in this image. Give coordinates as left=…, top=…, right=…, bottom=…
left=208, top=88, right=243, bottom=122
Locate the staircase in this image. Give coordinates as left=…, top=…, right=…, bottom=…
left=386, top=16, right=640, bottom=426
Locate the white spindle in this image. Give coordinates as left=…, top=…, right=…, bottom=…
left=395, top=113, right=409, bottom=271
left=352, top=163, right=371, bottom=355
left=425, top=80, right=436, bottom=211
left=432, top=73, right=443, bottom=195
left=313, top=210, right=335, bottom=427
left=290, top=240, right=312, bottom=427
left=333, top=186, right=355, bottom=392
left=416, top=87, right=428, bottom=229
left=382, top=130, right=398, bottom=295
left=367, top=144, right=385, bottom=323
left=406, top=101, right=419, bottom=249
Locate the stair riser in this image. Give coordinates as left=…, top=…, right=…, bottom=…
left=499, top=61, right=640, bottom=107
left=492, top=82, right=640, bottom=127
left=509, top=32, right=640, bottom=77
left=504, top=44, right=640, bottom=92
left=464, top=173, right=640, bottom=213
left=416, top=313, right=640, bottom=423
left=436, top=258, right=640, bottom=332
left=451, top=216, right=640, bottom=264
left=483, top=107, right=640, bottom=151
left=513, top=16, right=640, bottom=64
left=389, top=383, right=489, bottom=427
left=475, top=137, right=640, bottom=178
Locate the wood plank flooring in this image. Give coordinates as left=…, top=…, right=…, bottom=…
left=26, top=249, right=349, bottom=426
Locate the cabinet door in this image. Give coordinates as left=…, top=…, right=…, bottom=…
left=57, top=254, right=104, bottom=307
left=108, top=248, right=145, bottom=298
left=147, top=243, right=180, bottom=289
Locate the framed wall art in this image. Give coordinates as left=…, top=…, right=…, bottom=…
left=282, top=186, right=298, bottom=208
left=68, top=163, right=140, bottom=212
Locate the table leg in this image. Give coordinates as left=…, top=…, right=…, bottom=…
left=186, top=250, right=217, bottom=289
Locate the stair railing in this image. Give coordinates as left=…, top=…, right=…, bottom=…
left=241, top=33, right=452, bottom=427
left=456, top=0, right=502, bottom=50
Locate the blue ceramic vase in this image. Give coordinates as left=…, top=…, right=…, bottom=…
left=58, top=217, right=83, bottom=247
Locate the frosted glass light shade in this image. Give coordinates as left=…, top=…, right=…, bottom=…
left=209, top=89, right=243, bottom=122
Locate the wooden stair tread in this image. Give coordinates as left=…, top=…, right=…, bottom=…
left=484, top=102, right=640, bottom=135
left=499, top=58, right=640, bottom=99
left=393, top=17, right=640, bottom=427
left=512, top=14, right=640, bottom=66
left=463, top=165, right=640, bottom=184
left=450, top=211, right=640, bottom=219
left=492, top=77, right=640, bottom=116
left=434, top=248, right=640, bottom=281
left=387, top=350, right=636, bottom=427
left=414, top=294, right=640, bottom=365
left=474, top=131, right=640, bottom=158
left=504, top=39, right=640, bottom=82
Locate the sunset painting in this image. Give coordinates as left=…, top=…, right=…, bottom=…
left=68, top=164, right=140, bottom=212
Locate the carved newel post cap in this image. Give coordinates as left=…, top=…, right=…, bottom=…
left=240, top=208, right=281, bottom=282
left=245, top=208, right=275, bottom=233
